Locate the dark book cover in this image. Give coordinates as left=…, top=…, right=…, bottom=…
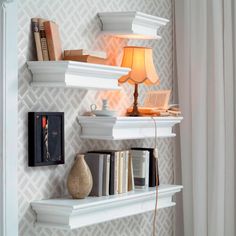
left=131, top=147, right=160, bottom=187
left=85, top=153, right=104, bottom=197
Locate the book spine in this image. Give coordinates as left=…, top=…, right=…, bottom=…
left=122, top=151, right=129, bottom=193
left=118, top=151, right=123, bottom=194
left=145, top=152, right=149, bottom=189
left=109, top=154, right=115, bottom=195
left=38, top=19, right=49, bottom=61
left=114, top=152, right=119, bottom=195
left=106, top=155, right=110, bottom=196
left=98, top=156, right=103, bottom=197
left=31, top=18, right=43, bottom=61
left=102, top=154, right=107, bottom=196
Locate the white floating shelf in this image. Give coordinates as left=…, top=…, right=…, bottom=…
left=27, top=61, right=130, bottom=90
left=31, top=184, right=183, bottom=230
left=98, top=11, right=169, bottom=39
left=78, top=116, right=183, bottom=140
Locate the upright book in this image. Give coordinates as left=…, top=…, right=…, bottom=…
left=38, top=18, right=49, bottom=61
left=31, top=18, right=43, bottom=61
left=102, top=154, right=110, bottom=196
left=85, top=153, right=104, bottom=197
left=44, top=21, right=63, bottom=61
left=130, top=150, right=149, bottom=189
left=131, top=147, right=160, bottom=187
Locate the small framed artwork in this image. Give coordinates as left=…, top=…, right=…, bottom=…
left=28, top=112, right=64, bottom=167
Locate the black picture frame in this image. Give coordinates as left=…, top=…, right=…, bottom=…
left=28, top=112, right=65, bottom=167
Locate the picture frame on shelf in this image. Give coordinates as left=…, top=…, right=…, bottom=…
left=28, top=112, right=64, bottom=167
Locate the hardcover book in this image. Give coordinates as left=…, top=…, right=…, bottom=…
left=63, top=55, right=107, bottom=65
left=31, top=18, right=43, bottom=61
left=44, top=21, right=63, bottom=61
left=102, top=154, right=110, bottom=196
left=130, top=150, right=149, bottom=189
left=131, top=147, right=160, bottom=187
left=64, top=49, right=107, bottom=59
left=38, top=18, right=49, bottom=61
left=85, top=153, right=104, bottom=197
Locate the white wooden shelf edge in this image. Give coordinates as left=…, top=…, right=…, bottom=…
left=31, top=184, right=183, bottom=230
left=27, top=61, right=130, bottom=90
left=98, top=11, right=169, bottom=39
left=78, top=116, right=183, bottom=140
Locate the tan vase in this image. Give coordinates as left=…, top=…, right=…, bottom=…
left=67, top=154, right=93, bottom=199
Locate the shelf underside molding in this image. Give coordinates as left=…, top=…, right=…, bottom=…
left=31, top=184, right=183, bottom=230
left=78, top=116, right=183, bottom=140
left=27, top=61, right=130, bottom=90
left=98, top=11, right=169, bottom=39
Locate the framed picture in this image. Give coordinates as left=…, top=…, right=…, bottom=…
left=28, top=112, right=64, bottom=167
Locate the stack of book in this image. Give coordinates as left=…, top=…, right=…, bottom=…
left=31, top=18, right=63, bottom=61
left=64, top=49, right=108, bottom=65
left=85, top=148, right=159, bottom=197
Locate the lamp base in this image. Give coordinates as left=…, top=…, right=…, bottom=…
left=126, top=109, right=140, bottom=117
left=127, top=83, right=140, bottom=116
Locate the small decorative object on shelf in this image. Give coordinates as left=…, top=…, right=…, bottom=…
left=28, top=112, right=64, bottom=167
left=67, top=154, right=93, bottom=199
left=90, top=99, right=117, bottom=117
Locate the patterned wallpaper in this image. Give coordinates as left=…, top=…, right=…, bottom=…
left=17, top=0, right=175, bottom=235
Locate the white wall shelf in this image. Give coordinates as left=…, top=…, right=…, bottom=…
left=98, top=11, right=169, bottom=39
left=31, top=184, right=183, bottom=230
left=27, top=61, right=130, bottom=90
left=78, top=116, right=183, bottom=140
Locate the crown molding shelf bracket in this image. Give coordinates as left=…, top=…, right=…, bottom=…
left=98, top=11, right=169, bottom=39
left=0, top=1, right=18, bottom=236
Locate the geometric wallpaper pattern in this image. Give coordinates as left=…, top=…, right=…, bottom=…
left=17, top=0, right=175, bottom=235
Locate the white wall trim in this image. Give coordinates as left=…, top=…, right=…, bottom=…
left=0, top=0, right=18, bottom=235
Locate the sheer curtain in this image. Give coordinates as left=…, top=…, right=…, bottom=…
left=174, top=0, right=236, bottom=235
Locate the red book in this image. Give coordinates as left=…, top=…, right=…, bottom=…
left=44, top=21, right=63, bottom=61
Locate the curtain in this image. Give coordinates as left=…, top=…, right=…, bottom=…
left=174, top=0, right=236, bottom=235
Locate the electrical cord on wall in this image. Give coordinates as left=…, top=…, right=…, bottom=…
left=151, top=117, right=159, bottom=236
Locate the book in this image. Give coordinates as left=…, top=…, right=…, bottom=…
left=118, top=151, right=124, bottom=194
left=31, top=18, right=43, bottom=61
left=131, top=147, right=160, bottom=187
left=64, top=49, right=107, bottom=59
left=63, top=55, right=107, bottom=65
left=102, top=154, right=110, bottom=196
left=128, top=154, right=134, bottom=191
left=85, top=153, right=104, bottom=197
left=122, top=150, right=129, bottom=193
left=44, top=21, right=63, bottom=61
left=38, top=18, right=49, bottom=61
left=130, top=150, right=149, bottom=189
left=88, top=150, right=119, bottom=195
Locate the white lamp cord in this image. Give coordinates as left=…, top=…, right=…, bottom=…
left=151, top=117, right=159, bottom=236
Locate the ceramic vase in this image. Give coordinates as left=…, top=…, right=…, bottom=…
left=67, top=154, right=93, bottom=199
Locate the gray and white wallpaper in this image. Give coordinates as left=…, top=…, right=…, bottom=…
left=18, top=0, right=175, bottom=235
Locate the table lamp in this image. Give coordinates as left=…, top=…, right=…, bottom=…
left=119, top=46, right=160, bottom=116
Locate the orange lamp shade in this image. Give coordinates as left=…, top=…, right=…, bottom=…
left=119, top=46, right=160, bottom=85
